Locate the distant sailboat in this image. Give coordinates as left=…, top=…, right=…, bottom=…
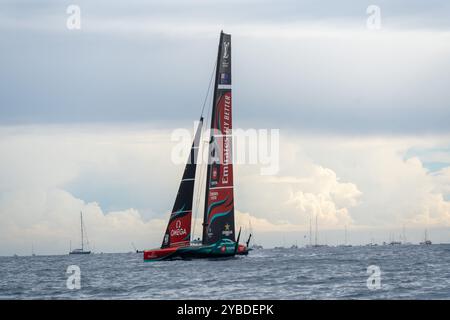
left=290, top=241, right=299, bottom=249
left=246, top=219, right=261, bottom=250
left=315, top=215, right=318, bottom=246
left=419, top=229, right=432, bottom=245
left=307, top=213, right=327, bottom=248
left=400, top=224, right=412, bottom=245
left=143, top=31, right=250, bottom=261
left=366, top=235, right=377, bottom=246
left=69, top=211, right=91, bottom=255
left=386, top=232, right=401, bottom=245
left=338, top=225, right=352, bottom=247
left=131, top=242, right=143, bottom=253
left=305, top=213, right=313, bottom=248
left=274, top=237, right=286, bottom=250
left=252, top=243, right=264, bottom=250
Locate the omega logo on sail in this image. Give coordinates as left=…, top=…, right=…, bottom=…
left=171, top=219, right=187, bottom=237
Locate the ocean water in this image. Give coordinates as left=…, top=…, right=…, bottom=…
left=1, top=244, right=449, bottom=299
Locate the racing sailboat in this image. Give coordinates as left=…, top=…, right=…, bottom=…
left=144, top=31, right=250, bottom=261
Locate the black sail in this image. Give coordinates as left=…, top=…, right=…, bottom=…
left=202, top=32, right=235, bottom=245
left=161, top=118, right=203, bottom=248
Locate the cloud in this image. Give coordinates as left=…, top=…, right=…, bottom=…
left=0, top=125, right=449, bottom=254
left=251, top=165, right=361, bottom=227
left=285, top=134, right=450, bottom=228
left=0, top=188, right=166, bottom=256
left=0, top=125, right=180, bottom=215
left=3, top=1, right=450, bottom=32
left=1, top=1, right=450, bottom=252
left=1, top=1, right=450, bottom=134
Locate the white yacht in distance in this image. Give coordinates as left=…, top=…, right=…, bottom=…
left=69, top=211, right=91, bottom=255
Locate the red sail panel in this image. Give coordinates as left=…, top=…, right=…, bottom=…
left=164, top=212, right=192, bottom=248
left=203, top=32, right=235, bottom=245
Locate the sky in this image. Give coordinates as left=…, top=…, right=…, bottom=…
left=0, top=0, right=450, bottom=255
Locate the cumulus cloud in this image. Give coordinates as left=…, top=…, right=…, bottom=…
left=0, top=187, right=167, bottom=256
left=248, top=165, right=361, bottom=228
left=0, top=126, right=178, bottom=255
left=0, top=126, right=449, bottom=254
left=287, top=134, right=450, bottom=228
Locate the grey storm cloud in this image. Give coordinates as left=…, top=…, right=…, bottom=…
left=1, top=0, right=450, bottom=133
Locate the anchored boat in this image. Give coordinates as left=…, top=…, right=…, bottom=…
left=144, top=31, right=250, bottom=261
left=419, top=229, right=432, bottom=245
left=69, top=211, right=91, bottom=255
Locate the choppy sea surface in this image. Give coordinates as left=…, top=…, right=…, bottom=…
left=1, top=244, right=449, bottom=299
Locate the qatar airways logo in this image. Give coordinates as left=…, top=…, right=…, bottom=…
left=171, top=219, right=187, bottom=237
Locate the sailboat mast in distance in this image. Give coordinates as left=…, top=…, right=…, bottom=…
left=315, top=214, right=318, bottom=246
left=309, top=213, right=312, bottom=247
left=420, top=229, right=432, bottom=245
left=80, top=211, right=84, bottom=251
left=202, top=31, right=235, bottom=245
left=345, top=225, right=347, bottom=246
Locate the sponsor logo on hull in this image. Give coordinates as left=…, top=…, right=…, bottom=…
left=222, top=223, right=233, bottom=237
